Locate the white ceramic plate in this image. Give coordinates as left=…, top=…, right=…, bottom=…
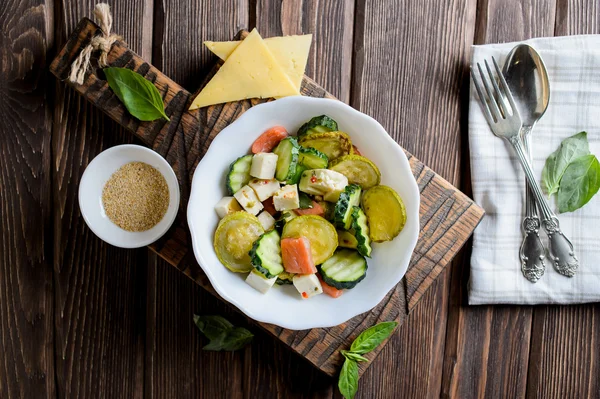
left=79, top=144, right=180, bottom=248
left=188, top=97, right=420, bottom=330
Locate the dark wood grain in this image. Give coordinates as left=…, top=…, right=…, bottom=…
left=51, top=2, right=150, bottom=397
left=49, top=16, right=484, bottom=378
left=0, top=1, right=55, bottom=398
left=441, top=1, right=556, bottom=398
left=244, top=3, right=349, bottom=396
left=350, top=0, right=478, bottom=396
left=255, top=0, right=354, bottom=102
left=145, top=2, right=249, bottom=398
left=525, top=4, right=600, bottom=399
left=6, top=0, right=600, bottom=398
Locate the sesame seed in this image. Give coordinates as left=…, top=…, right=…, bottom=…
left=101, top=162, right=169, bottom=232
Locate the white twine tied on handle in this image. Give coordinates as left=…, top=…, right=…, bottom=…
left=69, top=3, right=122, bottom=84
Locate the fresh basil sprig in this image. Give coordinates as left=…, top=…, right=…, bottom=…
left=104, top=67, right=170, bottom=122
left=541, top=132, right=599, bottom=212
left=338, top=321, right=398, bottom=399
left=193, top=315, right=253, bottom=351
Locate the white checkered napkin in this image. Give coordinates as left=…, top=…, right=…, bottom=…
left=468, top=35, right=600, bottom=305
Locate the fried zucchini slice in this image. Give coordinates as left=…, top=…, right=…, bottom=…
left=329, top=155, right=381, bottom=189
left=361, top=185, right=406, bottom=242
left=297, top=115, right=338, bottom=139
left=282, top=215, right=338, bottom=265
left=298, top=131, right=353, bottom=160
left=214, top=212, right=265, bottom=272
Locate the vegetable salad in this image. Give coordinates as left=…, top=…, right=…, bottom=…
left=213, top=115, right=407, bottom=299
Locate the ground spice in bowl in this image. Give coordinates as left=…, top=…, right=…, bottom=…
left=102, top=162, right=170, bottom=232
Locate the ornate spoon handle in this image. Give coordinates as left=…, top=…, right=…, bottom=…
left=510, top=136, right=579, bottom=277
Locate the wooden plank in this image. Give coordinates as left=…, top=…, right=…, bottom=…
left=441, top=0, right=557, bottom=397
left=351, top=0, right=477, bottom=395
left=145, top=254, right=245, bottom=399
left=525, top=3, right=600, bottom=398
left=49, top=20, right=483, bottom=378
left=51, top=2, right=151, bottom=397
left=0, top=1, right=55, bottom=398
left=144, top=1, right=249, bottom=398
left=256, top=0, right=354, bottom=102
left=244, top=2, right=352, bottom=396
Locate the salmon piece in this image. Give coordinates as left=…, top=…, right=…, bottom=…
left=252, top=126, right=289, bottom=153
left=317, top=274, right=343, bottom=298
left=262, top=197, right=277, bottom=216
left=280, top=237, right=317, bottom=274
left=294, top=201, right=324, bottom=217
left=352, top=145, right=362, bottom=156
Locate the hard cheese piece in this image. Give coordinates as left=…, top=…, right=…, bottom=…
left=292, top=274, right=323, bottom=299
left=246, top=269, right=277, bottom=294
left=214, top=196, right=242, bottom=218
left=257, top=211, right=276, bottom=231
left=234, top=185, right=264, bottom=215
left=205, top=35, right=313, bottom=91
left=249, top=178, right=280, bottom=201
left=190, top=29, right=299, bottom=110
left=250, top=153, right=278, bottom=180
left=273, top=184, right=300, bottom=211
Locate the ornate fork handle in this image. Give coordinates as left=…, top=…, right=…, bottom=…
left=510, top=136, right=579, bottom=277
left=519, top=126, right=546, bottom=282
left=520, top=216, right=546, bottom=282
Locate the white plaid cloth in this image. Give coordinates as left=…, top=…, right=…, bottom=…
left=468, top=35, right=600, bottom=305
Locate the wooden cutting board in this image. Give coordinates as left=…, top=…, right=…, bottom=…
left=50, top=18, right=484, bottom=378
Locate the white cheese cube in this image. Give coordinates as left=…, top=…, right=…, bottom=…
left=257, top=211, right=276, bottom=231
left=214, top=196, right=242, bottom=218
left=292, top=274, right=323, bottom=298
left=273, top=184, right=300, bottom=211
left=246, top=269, right=277, bottom=294
left=299, top=169, right=348, bottom=202
left=233, top=185, right=264, bottom=215
left=250, top=152, right=278, bottom=179
left=248, top=178, right=281, bottom=201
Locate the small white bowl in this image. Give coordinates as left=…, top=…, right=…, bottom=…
left=188, top=96, right=420, bottom=330
left=79, top=144, right=180, bottom=248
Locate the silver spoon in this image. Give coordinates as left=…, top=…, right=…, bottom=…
left=503, top=45, right=551, bottom=282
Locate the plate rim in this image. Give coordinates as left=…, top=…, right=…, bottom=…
left=187, top=97, right=420, bottom=330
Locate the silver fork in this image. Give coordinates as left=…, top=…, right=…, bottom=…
left=471, top=57, right=579, bottom=278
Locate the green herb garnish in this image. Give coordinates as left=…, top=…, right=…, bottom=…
left=104, top=67, right=170, bottom=122
left=337, top=321, right=398, bottom=398
left=193, top=315, right=253, bottom=351
left=541, top=131, right=599, bottom=213
left=542, top=131, right=589, bottom=195
left=557, top=154, right=600, bottom=213
left=299, top=192, right=314, bottom=209
left=338, top=357, right=359, bottom=399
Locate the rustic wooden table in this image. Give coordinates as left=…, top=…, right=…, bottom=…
left=1, top=1, right=599, bottom=398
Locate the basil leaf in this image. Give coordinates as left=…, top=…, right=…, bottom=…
left=349, top=321, right=398, bottom=354
left=299, top=192, right=313, bottom=209
left=193, top=315, right=233, bottom=340
left=338, top=358, right=359, bottom=399
left=202, top=333, right=227, bottom=351
left=542, top=131, right=589, bottom=195
left=557, top=155, right=600, bottom=213
left=104, top=67, right=170, bottom=122
left=220, top=327, right=254, bottom=351
left=341, top=350, right=369, bottom=363
left=193, top=315, right=253, bottom=351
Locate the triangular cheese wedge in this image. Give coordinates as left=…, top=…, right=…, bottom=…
left=204, top=34, right=312, bottom=90
left=189, top=29, right=299, bottom=110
